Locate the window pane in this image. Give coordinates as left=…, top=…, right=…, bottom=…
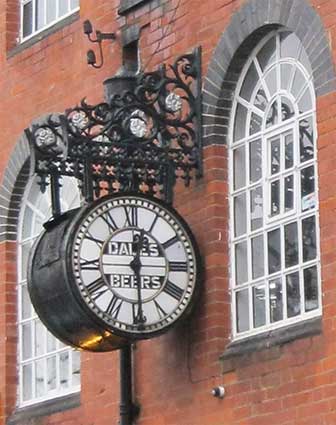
left=286, top=272, right=301, bottom=318
left=249, top=139, right=262, bottom=183
left=36, top=0, right=45, bottom=30
left=284, top=175, right=294, bottom=212
left=254, top=88, right=267, bottom=111
left=269, top=278, right=283, bottom=322
left=270, top=180, right=280, bottom=217
left=72, top=351, right=81, bottom=386
left=234, top=193, right=246, bottom=237
left=252, top=235, right=264, bottom=279
left=268, top=229, right=281, bottom=274
left=302, top=216, right=316, bottom=262
left=59, top=0, right=68, bottom=16
left=60, top=352, right=70, bottom=389
left=304, top=266, right=318, bottom=312
left=47, top=331, right=57, bottom=352
left=285, top=133, right=294, bottom=169
left=22, top=323, right=32, bottom=360
left=284, top=222, right=298, bottom=268
left=266, top=100, right=278, bottom=127
left=233, top=103, right=247, bottom=142
left=21, top=285, right=32, bottom=320
left=280, top=63, right=293, bottom=91
left=292, top=68, right=305, bottom=99
left=47, top=357, right=57, bottom=390
left=298, top=87, right=313, bottom=113
left=36, top=359, right=46, bottom=397
left=299, top=116, right=314, bottom=162
left=253, top=284, right=266, bottom=327
left=270, top=138, right=280, bottom=174
left=281, top=97, right=294, bottom=121
left=35, top=320, right=45, bottom=356
left=21, top=243, right=32, bottom=280
left=257, top=36, right=276, bottom=71
left=235, top=241, right=248, bottom=285
left=249, top=113, right=262, bottom=135
left=301, top=166, right=315, bottom=211
left=46, top=0, right=57, bottom=24
left=233, top=146, right=246, bottom=189
left=250, top=186, right=263, bottom=230
left=240, top=63, right=258, bottom=101
left=236, top=289, right=249, bottom=332
left=265, top=68, right=277, bottom=97
left=71, top=0, right=79, bottom=8
left=23, top=2, right=33, bottom=37
left=22, top=364, right=33, bottom=401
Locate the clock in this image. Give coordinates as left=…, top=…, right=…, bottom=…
left=28, top=193, right=201, bottom=351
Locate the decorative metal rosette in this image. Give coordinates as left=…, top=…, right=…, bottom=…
left=26, top=47, right=202, bottom=210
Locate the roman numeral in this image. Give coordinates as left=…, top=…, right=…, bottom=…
left=86, top=232, right=104, bottom=248
left=106, top=296, right=123, bottom=319
left=131, top=303, right=145, bottom=323
left=132, top=304, right=138, bottom=324
left=162, top=235, right=179, bottom=249
left=163, top=281, right=184, bottom=301
left=86, top=278, right=106, bottom=295
left=124, top=206, right=138, bottom=227
left=100, top=211, right=118, bottom=231
left=80, top=258, right=100, bottom=270
left=148, top=214, right=159, bottom=233
left=153, top=300, right=167, bottom=319
left=169, top=261, right=188, bottom=272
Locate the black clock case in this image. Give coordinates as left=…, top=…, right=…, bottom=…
left=28, top=194, right=203, bottom=352
left=28, top=207, right=128, bottom=352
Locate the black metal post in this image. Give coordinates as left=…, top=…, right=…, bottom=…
left=120, top=344, right=134, bottom=425
left=50, top=173, right=61, bottom=217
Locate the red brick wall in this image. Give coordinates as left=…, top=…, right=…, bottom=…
left=1, top=1, right=336, bottom=425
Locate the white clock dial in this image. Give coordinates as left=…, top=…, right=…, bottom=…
left=71, top=195, right=200, bottom=337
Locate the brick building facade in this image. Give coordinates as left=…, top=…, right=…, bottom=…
left=1, top=0, right=336, bottom=424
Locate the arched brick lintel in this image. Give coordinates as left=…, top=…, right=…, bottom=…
left=0, top=135, right=30, bottom=243
left=203, top=0, right=336, bottom=146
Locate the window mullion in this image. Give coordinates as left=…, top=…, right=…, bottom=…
left=31, top=323, right=36, bottom=399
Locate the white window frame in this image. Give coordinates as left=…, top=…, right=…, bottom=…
left=229, top=30, right=322, bottom=341
left=17, top=176, right=81, bottom=407
left=20, top=0, right=80, bottom=42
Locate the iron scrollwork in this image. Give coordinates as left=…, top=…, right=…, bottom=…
left=26, top=47, right=202, bottom=214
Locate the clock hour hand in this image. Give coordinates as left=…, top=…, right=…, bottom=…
left=129, top=229, right=146, bottom=329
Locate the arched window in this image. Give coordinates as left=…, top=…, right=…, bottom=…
left=17, top=176, right=81, bottom=405
left=229, top=30, right=321, bottom=339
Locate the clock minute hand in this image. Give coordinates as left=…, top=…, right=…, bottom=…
left=130, top=229, right=146, bottom=329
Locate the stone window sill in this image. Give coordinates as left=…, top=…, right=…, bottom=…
left=220, top=317, right=322, bottom=364
left=7, top=392, right=80, bottom=424
left=118, top=0, right=150, bottom=15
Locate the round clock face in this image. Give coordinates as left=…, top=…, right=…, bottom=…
left=70, top=194, right=200, bottom=338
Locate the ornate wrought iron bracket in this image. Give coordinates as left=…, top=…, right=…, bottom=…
left=26, top=47, right=202, bottom=215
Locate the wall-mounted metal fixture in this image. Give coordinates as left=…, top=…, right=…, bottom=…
left=25, top=46, right=203, bottom=425
left=26, top=47, right=202, bottom=206
left=83, top=19, right=116, bottom=68
left=211, top=386, right=225, bottom=399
